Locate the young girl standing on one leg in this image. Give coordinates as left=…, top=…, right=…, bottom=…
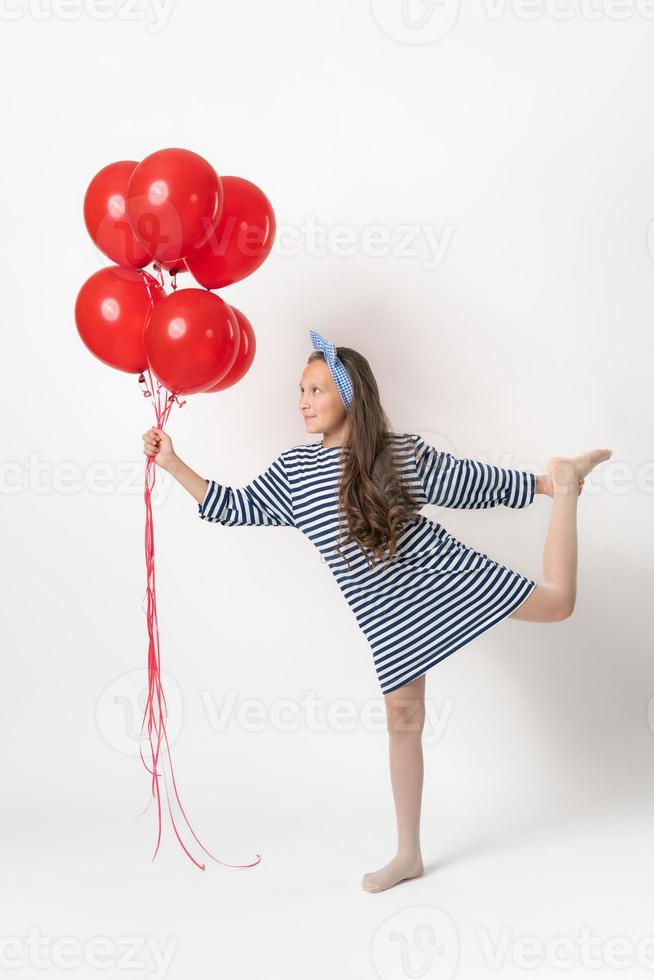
left=142, top=329, right=611, bottom=893
left=359, top=448, right=609, bottom=894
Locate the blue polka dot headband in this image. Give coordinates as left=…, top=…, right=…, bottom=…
left=309, top=329, right=354, bottom=409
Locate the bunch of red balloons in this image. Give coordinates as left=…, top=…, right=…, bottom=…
left=75, top=147, right=276, bottom=394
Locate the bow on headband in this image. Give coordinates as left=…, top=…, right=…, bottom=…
left=308, top=329, right=354, bottom=409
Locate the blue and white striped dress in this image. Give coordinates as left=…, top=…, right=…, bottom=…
left=198, top=433, right=537, bottom=694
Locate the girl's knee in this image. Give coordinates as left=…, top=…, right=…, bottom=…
left=524, top=584, right=576, bottom=622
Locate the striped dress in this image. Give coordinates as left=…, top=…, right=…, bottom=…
left=198, top=433, right=537, bottom=694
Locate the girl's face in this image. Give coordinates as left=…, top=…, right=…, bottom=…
left=298, top=360, right=348, bottom=438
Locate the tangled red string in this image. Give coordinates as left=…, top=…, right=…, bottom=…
left=136, top=271, right=262, bottom=873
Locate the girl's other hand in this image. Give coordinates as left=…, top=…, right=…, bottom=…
left=142, top=427, right=177, bottom=471
left=537, top=473, right=584, bottom=497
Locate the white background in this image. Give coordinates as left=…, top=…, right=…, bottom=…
left=1, top=1, right=653, bottom=978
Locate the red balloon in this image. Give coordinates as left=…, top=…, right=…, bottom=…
left=144, top=288, right=240, bottom=395
left=75, top=266, right=165, bottom=374
left=203, top=305, right=256, bottom=392
left=185, top=176, right=275, bottom=289
left=83, top=161, right=153, bottom=268
left=126, top=148, right=223, bottom=265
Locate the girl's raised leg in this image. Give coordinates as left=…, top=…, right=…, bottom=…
left=510, top=448, right=612, bottom=623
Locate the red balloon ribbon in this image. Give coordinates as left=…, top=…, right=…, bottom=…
left=137, top=272, right=261, bottom=872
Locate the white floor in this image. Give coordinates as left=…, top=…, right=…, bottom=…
left=3, top=719, right=654, bottom=980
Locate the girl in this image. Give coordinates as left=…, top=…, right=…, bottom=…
left=142, top=329, right=612, bottom=894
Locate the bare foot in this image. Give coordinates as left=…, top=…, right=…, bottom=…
left=547, top=448, right=612, bottom=493
left=362, top=852, right=424, bottom=893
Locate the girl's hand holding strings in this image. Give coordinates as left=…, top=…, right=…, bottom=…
left=142, top=427, right=177, bottom=472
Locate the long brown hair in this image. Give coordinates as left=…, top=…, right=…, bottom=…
left=307, top=346, right=422, bottom=571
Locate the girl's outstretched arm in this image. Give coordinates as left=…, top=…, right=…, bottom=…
left=412, top=433, right=536, bottom=510
left=197, top=455, right=295, bottom=528
left=142, top=426, right=295, bottom=527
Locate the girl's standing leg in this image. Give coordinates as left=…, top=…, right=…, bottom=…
left=362, top=673, right=425, bottom=893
